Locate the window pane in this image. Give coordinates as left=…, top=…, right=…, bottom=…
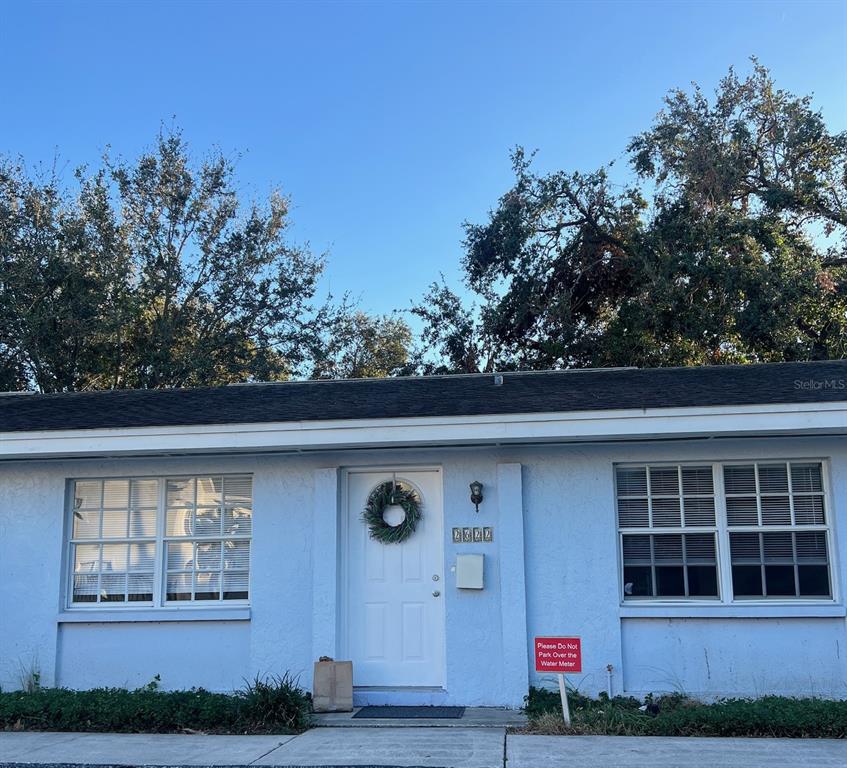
left=224, top=475, right=253, bottom=506
left=687, top=566, right=718, bottom=597
left=74, top=543, right=100, bottom=573
left=724, top=465, right=756, bottom=495
left=196, top=477, right=223, bottom=507
left=684, top=533, right=716, bottom=563
left=683, top=497, right=715, bottom=526
left=760, top=496, right=791, bottom=526
left=74, top=481, right=102, bottom=509
left=167, top=507, right=193, bottom=537
left=617, top=467, right=647, bottom=496
left=791, top=463, right=823, bottom=493
left=762, top=532, right=793, bottom=563
left=101, top=543, right=128, bottom=572
left=795, top=532, right=828, bottom=562
left=225, top=504, right=253, bottom=536
left=73, top=507, right=101, bottom=539
left=730, top=532, right=761, bottom=562
left=726, top=496, right=758, bottom=526
left=681, top=466, right=713, bottom=495
left=798, top=565, right=830, bottom=597
left=195, top=541, right=222, bottom=571
left=623, top=566, right=652, bottom=597
left=101, top=508, right=128, bottom=538
left=102, top=480, right=129, bottom=509
left=129, top=506, right=156, bottom=537
left=223, top=571, right=249, bottom=600
left=166, top=573, right=192, bottom=601
left=793, top=495, right=825, bottom=525
left=649, top=467, right=679, bottom=496
left=167, top=478, right=195, bottom=508
left=194, top=507, right=221, bottom=537
left=129, top=542, right=156, bottom=571
left=764, top=565, right=796, bottom=596
left=73, top=574, right=98, bottom=602
left=130, top=479, right=158, bottom=508
left=194, top=572, right=221, bottom=601
left=225, top=540, right=250, bottom=571
left=622, top=534, right=651, bottom=563
left=655, top=566, right=685, bottom=596
left=653, top=534, right=683, bottom=562
left=652, top=498, right=681, bottom=527
left=758, top=464, right=788, bottom=493
left=101, top=573, right=127, bottom=602
left=167, top=542, right=194, bottom=571
left=128, top=573, right=154, bottom=602
left=732, top=565, right=763, bottom=596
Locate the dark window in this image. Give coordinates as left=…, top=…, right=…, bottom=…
left=724, top=463, right=831, bottom=600
left=617, top=465, right=718, bottom=600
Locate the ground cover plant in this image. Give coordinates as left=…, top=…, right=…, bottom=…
left=523, top=686, right=847, bottom=738
left=0, top=673, right=311, bottom=734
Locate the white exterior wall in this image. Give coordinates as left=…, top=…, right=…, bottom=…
left=1, top=435, right=845, bottom=704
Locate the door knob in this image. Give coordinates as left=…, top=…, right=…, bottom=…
left=432, top=590, right=441, bottom=597
left=432, top=574, right=440, bottom=582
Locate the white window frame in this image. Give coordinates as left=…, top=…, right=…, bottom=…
left=616, top=459, right=839, bottom=607
left=64, top=474, right=252, bottom=611
left=617, top=463, right=723, bottom=603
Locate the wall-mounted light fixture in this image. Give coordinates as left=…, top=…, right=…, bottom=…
left=469, top=481, right=484, bottom=513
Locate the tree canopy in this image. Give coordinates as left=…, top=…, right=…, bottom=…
left=0, top=130, right=411, bottom=392
left=413, top=62, right=847, bottom=373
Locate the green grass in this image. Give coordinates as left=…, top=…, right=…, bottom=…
left=0, top=673, right=311, bottom=734
left=523, top=686, right=847, bottom=738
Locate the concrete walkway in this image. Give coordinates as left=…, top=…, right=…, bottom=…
left=1, top=729, right=846, bottom=767
left=507, top=734, right=847, bottom=767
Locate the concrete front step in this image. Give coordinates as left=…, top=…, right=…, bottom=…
left=312, top=706, right=526, bottom=728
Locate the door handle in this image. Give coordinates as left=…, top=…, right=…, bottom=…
left=432, top=590, right=441, bottom=597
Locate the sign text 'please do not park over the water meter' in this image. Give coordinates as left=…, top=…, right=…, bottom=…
left=534, top=636, right=582, bottom=674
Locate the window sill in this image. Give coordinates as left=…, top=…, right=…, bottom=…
left=620, top=603, right=846, bottom=619
left=58, top=607, right=251, bottom=624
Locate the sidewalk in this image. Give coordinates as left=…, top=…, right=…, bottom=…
left=1, top=728, right=846, bottom=767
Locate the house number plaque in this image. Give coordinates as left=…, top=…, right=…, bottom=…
left=452, top=527, right=493, bottom=543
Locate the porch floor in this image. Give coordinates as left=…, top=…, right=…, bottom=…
left=312, top=706, right=526, bottom=728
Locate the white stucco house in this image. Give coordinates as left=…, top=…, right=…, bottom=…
left=1, top=360, right=846, bottom=707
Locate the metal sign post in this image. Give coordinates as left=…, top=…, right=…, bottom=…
left=557, top=672, right=571, bottom=726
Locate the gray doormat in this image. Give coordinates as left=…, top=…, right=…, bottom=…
left=352, top=705, right=465, bottom=719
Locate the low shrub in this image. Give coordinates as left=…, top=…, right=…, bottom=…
left=0, top=673, right=311, bottom=734
left=523, top=686, right=847, bottom=738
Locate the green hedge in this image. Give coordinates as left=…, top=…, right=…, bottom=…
left=0, top=674, right=311, bottom=734
left=524, top=686, right=847, bottom=738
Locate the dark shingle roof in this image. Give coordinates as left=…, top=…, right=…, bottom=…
left=1, top=360, right=846, bottom=433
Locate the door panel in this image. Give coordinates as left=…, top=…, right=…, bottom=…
left=345, top=470, right=444, bottom=687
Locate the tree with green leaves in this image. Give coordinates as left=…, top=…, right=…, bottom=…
left=0, top=130, right=356, bottom=392
left=413, top=62, right=847, bottom=373
left=312, top=311, right=413, bottom=379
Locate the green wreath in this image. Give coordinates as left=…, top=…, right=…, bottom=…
left=362, top=481, right=422, bottom=544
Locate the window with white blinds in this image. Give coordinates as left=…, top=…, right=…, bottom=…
left=617, top=465, right=719, bottom=599
left=616, top=461, right=834, bottom=603
left=68, top=475, right=252, bottom=608
left=724, top=462, right=831, bottom=599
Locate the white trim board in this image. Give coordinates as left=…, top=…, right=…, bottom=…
left=1, top=401, right=846, bottom=460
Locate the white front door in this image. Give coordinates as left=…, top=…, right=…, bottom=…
left=344, top=469, right=444, bottom=688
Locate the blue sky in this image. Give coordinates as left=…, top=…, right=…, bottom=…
left=2, top=0, right=846, bottom=320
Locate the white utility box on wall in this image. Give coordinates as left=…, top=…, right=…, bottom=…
left=456, top=553, right=484, bottom=589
